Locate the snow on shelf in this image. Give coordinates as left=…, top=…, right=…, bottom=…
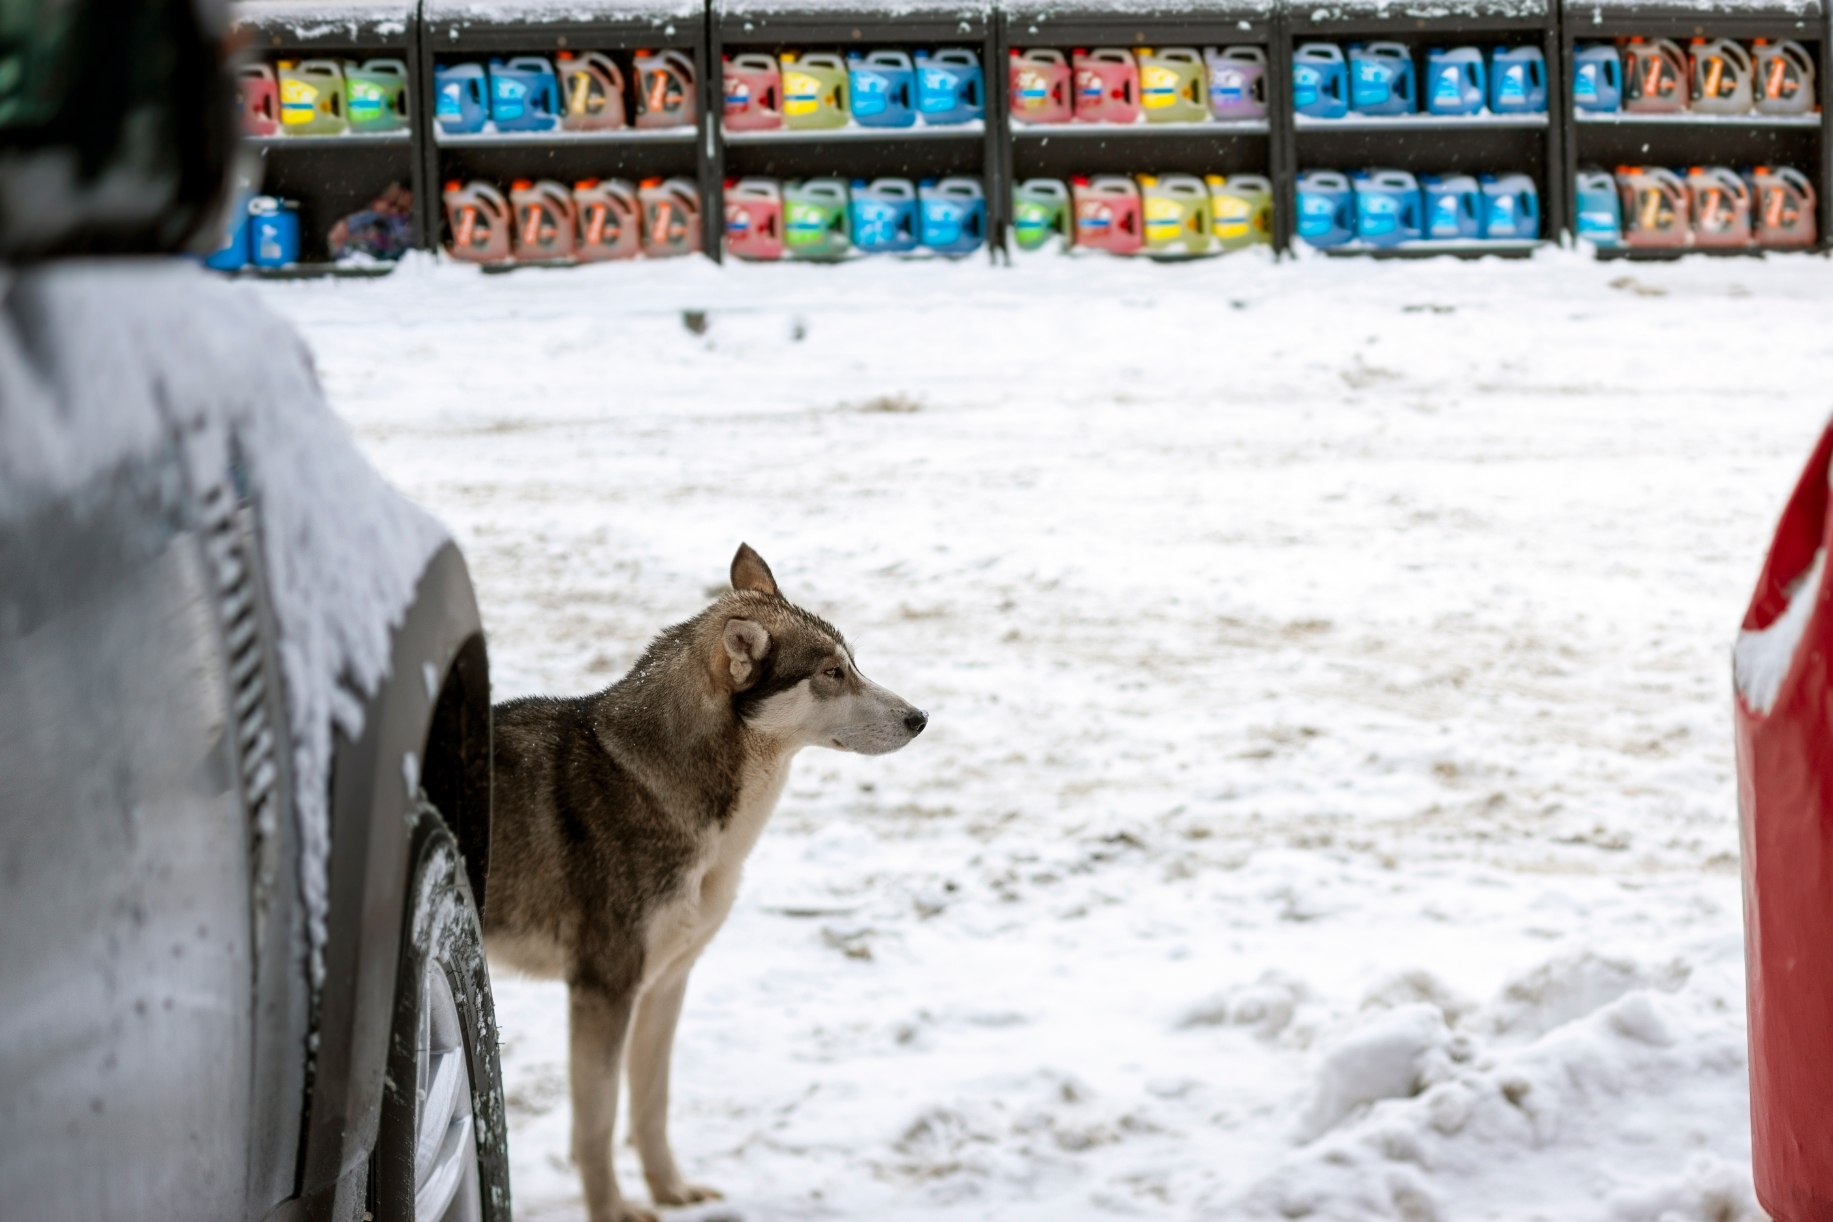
left=1294, top=0, right=1550, bottom=24
left=1320, top=238, right=1547, bottom=254
left=424, top=0, right=701, bottom=25
left=1566, top=0, right=1821, bottom=17
left=435, top=125, right=697, bottom=145
left=724, top=119, right=986, bottom=142
left=714, top=0, right=990, bottom=17
left=247, top=130, right=415, bottom=148
left=1011, top=117, right=1271, bottom=135
left=1004, top=0, right=1277, bottom=19
left=230, top=0, right=413, bottom=39
left=1295, top=111, right=1549, bottom=130
left=1573, top=110, right=1822, bottom=126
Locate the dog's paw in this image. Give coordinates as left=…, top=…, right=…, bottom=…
left=649, top=1180, right=724, bottom=1207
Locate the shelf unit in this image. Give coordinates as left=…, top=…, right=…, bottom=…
left=708, top=0, right=1002, bottom=261
left=1279, top=0, right=1565, bottom=255
left=418, top=0, right=717, bottom=256
left=1561, top=0, right=1830, bottom=257
left=1000, top=0, right=1285, bottom=252
left=229, top=0, right=425, bottom=271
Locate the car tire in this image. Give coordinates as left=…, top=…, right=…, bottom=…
left=375, top=801, right=511, bottom=1222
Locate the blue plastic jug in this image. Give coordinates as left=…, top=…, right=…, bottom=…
left=1295, top=169, right=1355, bottom=245
left=1478, top=172, right=1539, bottom=239
left=919, top=176, right=985, bottom=253
left=205, top=195, right=252, bottom=270
left=1349, top=42, right=1416, bottom=115
left=1571, top=44, right=1621, bottom=112
left=1489, top=46, right=1546, bottom=113
left=248, top=196, right=300, bottom=266
left=850, top=178, right=920, bottom=252
left=490, top=56, right=560, bottom=132
left=1292, top=43, right=1348, bottom=118
left=434, top=62, right=489, bottom=133
left=916, top=50, right=984, bottom=124
left=1420, top=172, right=1481, bottom=239
left=850, top=50, right=915, bottom=127
left=1574, top=168, right=1622, bottom=245
left=1424, top=47, right=1486, bottom=114
left=1353, top=168, right=1422, bottom=246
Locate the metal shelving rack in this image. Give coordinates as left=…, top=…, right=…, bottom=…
left=1000, top=0, right=1286, bottom=252
left=1279, top=0, right=1565, bottom=256
left=230, top=0, right=426, bottom=273
left=707, top=0, right=1003, bottom=261
left=1560, top=0, right=1829, bottom=257
left=417, top=0, right=717, bottom=256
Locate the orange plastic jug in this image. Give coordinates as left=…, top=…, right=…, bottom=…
left=573, top=179, right=641, bottom=261
left=1750, top=166, right=1818, bottom=248
left=512, top=179, right=576, bottom=260
left=559, top=51, right=626, bottom=130
left=1754, top=41, right=1817, bottom=114
left=1688, top=165, right=1751, bottom=247
left=1624, top=39, right=1688, bottom=112
left=1618, top=166, right=1689, bottom=247
left=443, top=179, right=512, bottom=264
left=635, top=49, right=696, bottom=128
left=639, top=177, right=701, bottom=256
left=1690, top=39, right=1753, bottom=113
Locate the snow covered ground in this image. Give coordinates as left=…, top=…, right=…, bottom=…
left=255, top=246, right=1833, bottom=1222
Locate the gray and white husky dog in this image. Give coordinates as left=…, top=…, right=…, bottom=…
left=485, top=544, right=927, bottom=1221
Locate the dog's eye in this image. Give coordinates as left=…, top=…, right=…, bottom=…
left=825, top=667, right=844, bottom=681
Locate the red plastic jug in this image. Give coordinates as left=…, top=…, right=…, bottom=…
left=1072, top=174, right=1142, bottom=252
left=1751, top=166, right=1818, bottom=248
left=635, top=49, right=696, bottom=128
left=1687, top=165, right=1750, bottom=247
left=573, top=179, right=641, bottom=261
left=1624, top=38, right=1688, bottom=112
left=512, top=179, right=577, bottom=260
left=239, top=64, right=279, bottom=135
left=723, top=53, right=782, bottom=130
left=640, top=177, right=701, bottom=256
left=1011, top=48, right=1073, bottom=123
left=443, top=180, right=512, bottom=264
left=558, top=51, right=626, bottom=130
left=724, top=177, right=784, bottom=260
left=1618, top=165, right=1689, bottom=247
left=1074, top=48, right=1140, bottom=123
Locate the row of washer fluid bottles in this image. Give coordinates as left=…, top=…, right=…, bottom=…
left=1296, top=169, right=1539, bottom=246
left=724, top=178, right=986, bottom=259
left=204, top=196, right=302, bottom=268
left=1008, top=47, right=1268, bottom=124
left=441, top=178, right=701, bottom=263
left=1572, top=39, right=1816, bottom=114
left=434, top=52, right=696, bottom=134
left=723, top=51, right=983, bottom=130
left=1008, top=175, right=1273, bottom=255
left=238, top=59, right=410, bottom=135
left=1575, top=166, right=1818, bottom=247
left=1293, top=43, right=1546, bottom=117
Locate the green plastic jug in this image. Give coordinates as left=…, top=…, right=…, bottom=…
left=345, top=58, right=408, bottom=132
left=1011, top=178, right=1071, bottom=251
left=1206, top=173, right=1272, bottom=250
left=781, top=52, right=849, bottom=129
left=278, top=59, right=347, bottom=135
left=1136, top=47, right=1207, bottom=123
left=1140, top=173, right=1211, bottom=254
left=784, top=178, right=851, bottom=259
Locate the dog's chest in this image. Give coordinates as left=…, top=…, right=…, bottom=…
left=640, top=754, right=791, bottom=988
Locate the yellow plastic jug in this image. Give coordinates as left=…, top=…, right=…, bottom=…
left=1140, top=173, right=1211, bottom=254
left=781, top=52, right=849, bottom=129
left=1206, top=173, right=1272, bottom=250
left=279, top=59, right=347, bottom=135
left=1136, top=47, right=1206, bottom=123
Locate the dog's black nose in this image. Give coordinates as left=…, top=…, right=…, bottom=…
left=905, top=709, right=928, bottom=735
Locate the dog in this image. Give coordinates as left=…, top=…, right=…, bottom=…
left=485, top=544, right=927, bottom=1221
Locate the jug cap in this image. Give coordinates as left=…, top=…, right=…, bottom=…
left=640, top=176, right=663, bottom=187
left=576, top=177, right=600, bottom=189
left=1205, top=174, right=1226, bottom=186
left=512, top=178, right=534, bottom=190
left=1137, top=173, right=1157, bottom=186
left=445, top=179, right=461, bottom=191
left=1072, top=175, right=1090, bottom=185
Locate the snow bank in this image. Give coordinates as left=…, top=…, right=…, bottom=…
left=0, top=260, right=445, bottom=984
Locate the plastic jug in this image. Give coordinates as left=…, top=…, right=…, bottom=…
left=278, top=60, right=346, bottom=134
left=345, top=59, right=408, bottom=132
left=781, top=52, right=849, bottom=129
left=490, top=57, right=560, bottom=132
left=1353, top=168, right=1422, bottom=246
left=1139, top=173, right=1211, bottom=254
left=919, top=177, right=985, bottom=254
left=783, top=178, right=851, bottom=259
left=1137, top=47, right=1207, bottom=122
left=1624, top=39, right=1688, bottom=112
left=239, top=64, right=279, bottom=136
left=1296, top=168, right=1354, bottom=246
left=205, top=196, right=252, bottom=269
left=1478, top=172, right=1539, bottom=239
left=1754, top=41, right=1816, bottom=115
left=852, top=50, right=916, bottom=127
left=723, top=53, right=782, bottom=130
left=1424, top=47, right=1485, bottom=115
left=443, top=180, right=512, bottom=263
left=723, top=177, right=784, bottom=260
left=1617, top=166, right=1689, bottom=247
left=1071, top=174, right=1143, bottom=252
left=1011, top=178, right=1071, bottom=251
left=1572, top=44, right=1621, bottom=111
left=851, top=178, right=921, bottom=253
left=1420, top=172, right=1481, bottom=239
left=1688, top=165, right=1751, bottom=247
left=635, top=50, right=696, bottom=129
left=1750, top=165, right=1818, bottom=248
left=639, top=177, right=700, bottom=257
left=511, top=179, right=576, bottom=260
left=559, top=51, right=626, bottom=131
left=1349, top=42, right=1416, bottom=115
left=1489, top=46, right=1546, bottom=113
left=1292, top=44, right=1348, bottom=119
left=1010, top=48, right=1073, bottom=124
left=1574, top=168, right=1622, bottom=245
left=1074, top=48, right=1140, bottom=123
left=1205, top=46, right=1267, bottom=120
left=1206, top=173, right=1272, bottom=249
left=249, top=196, right=301, bottom=266
left=1691, top=39, right=1753, bottom=113
left=434, top=63, right=489, bottom=134
left=574, top=178, right=641, bottom=261
left=916, top=49, right=983, bottom=124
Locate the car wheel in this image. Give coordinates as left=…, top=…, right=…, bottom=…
left=377, top=803, right=510, bottom=1222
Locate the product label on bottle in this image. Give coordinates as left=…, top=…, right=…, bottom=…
left=854, top=72, right=889, bottom=116
left=280, top=77, right=320, bottom=124
left=1141, top=64, right=1179, bottom=108
left=783, top=71, right=822, bottom=116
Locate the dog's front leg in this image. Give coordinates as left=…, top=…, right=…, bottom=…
left=569, top=982, right=652, bottom=1222
left=628, top=962, right=723, bottom=1206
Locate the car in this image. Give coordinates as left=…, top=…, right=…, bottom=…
left=0, top=3, right=508, bottom=1220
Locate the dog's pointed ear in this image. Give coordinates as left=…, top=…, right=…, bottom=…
left=722, top=618, right=771, bottom=690
left=731, top=543, right=779, bottom=597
